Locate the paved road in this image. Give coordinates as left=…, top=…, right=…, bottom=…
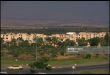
left=1, top=64, right=109, bottom=74
left=43, top=64, right=109, bottom=74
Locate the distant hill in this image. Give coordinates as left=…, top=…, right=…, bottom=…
left=1, top=20, right=109, bottom=33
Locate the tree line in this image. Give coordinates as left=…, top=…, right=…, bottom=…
left=1, top=32, right=109, bottom=60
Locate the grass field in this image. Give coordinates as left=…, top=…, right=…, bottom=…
left=1, top=57, right=109, bottom=66
left=48, top=58, right=109, bottom=66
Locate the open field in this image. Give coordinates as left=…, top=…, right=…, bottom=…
left=48, top=57, right=109, bottom=66
left=1, top=57, right=109, bottom=67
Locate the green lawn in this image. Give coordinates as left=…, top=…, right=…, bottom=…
left=1, top=59, right=34, bottom=65
left=1, top=57, right=109, bottom=66
left=48, top=57, right=109, bottom=66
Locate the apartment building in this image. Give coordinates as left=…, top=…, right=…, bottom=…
left=1, top=32, right=107, bottom=43
left=66, top=32, right=106, bottom=41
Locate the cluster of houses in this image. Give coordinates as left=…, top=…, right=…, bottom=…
left=1, top=32, right=106, bottom=45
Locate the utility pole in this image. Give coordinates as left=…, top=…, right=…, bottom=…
left=36, top=44, right=37, bottom=61
left=35, top=39, right=38, bottom=62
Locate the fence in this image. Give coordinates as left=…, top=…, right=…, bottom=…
left=66, top=46, right=110, bottom=54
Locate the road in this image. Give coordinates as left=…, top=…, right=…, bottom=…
left=1, top=64, right=109, bottom=74
left=42, top=64, right=109, bottom=74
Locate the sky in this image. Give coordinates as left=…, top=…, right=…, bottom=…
left=1, top=1, right=109, bottom=26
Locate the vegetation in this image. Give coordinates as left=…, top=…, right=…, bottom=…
left=1, top=32, right=109, bottom=67
left=104, top=32, right=109, bottom=45
left=64, top=39, right=76, bottom=47
left=29, top=56, right=50, bottom=73
left=88, top=37, right=100, bottom=46
left=84, top=54, right=92, bottom=59
left=76, top=38, right=87, bottom=46
left=1, top=56, right=108, bottom=66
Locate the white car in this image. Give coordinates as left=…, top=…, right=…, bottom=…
left=52, top=66, right=56, bottom=69
left=0, top=72, right=8, bottom=74
left=8, top=65, right=23, bottom=70
left=38, top=72, right=47, bottom=74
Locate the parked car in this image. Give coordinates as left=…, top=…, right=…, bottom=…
left=0, top=72, right=8, bottom=74
left=8, top=65, right=23, bottom=70
left=45, top=64, right=52, bottom=70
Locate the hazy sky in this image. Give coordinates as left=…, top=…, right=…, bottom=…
left=1, top=1, right=109, bottom=25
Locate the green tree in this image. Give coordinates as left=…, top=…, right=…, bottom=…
left=57, top=41, right=64, bottom=47
left=103, top=32, right=109, bottom=46
left=77, top=38, right=87, bottom=46
left=11, top=38, right=17, bottom=47
left=1, top=37, right=4, bottom=48
left=45, top=37, right=52, bottom=44
left=0, top=37, right=4, bottom=44
left=100, top=37, right=105, bottom=46
left=59, top=47, right=65, bottom=56
left=49, top=48, right=58, bottom=58
left=20, top=40, right=29, bottom=47
left=100, top=33, right=109, bottom=46
left=34, top=37, right=44, bottom=47
left=64, top=39, right=75, bottom=47
left=88, top=37, right=100, bottom=46
left=29, top=57, right=49, bottom=73
left=51, top=37, right=59, bottom=44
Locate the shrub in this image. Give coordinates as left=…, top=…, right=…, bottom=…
left=95, top=54, right=99, bottom=58
left=29, top=57, right=49, bottom=72
left=60, top=50, right=65, bottom=56
left=84, top=54, right=91, bottom=59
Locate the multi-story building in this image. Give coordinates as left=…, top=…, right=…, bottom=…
left=2, top=33, right=13, bottom=42
left=1, top=32, right=107, bottom=43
